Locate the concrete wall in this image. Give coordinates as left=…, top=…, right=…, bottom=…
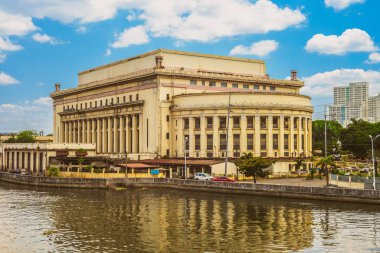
left=1, top=172, right=380, bottom=204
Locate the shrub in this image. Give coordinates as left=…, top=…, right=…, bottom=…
left=47, top=167, right=60, bottom=177
left=83, top=165, right=93, bottom=172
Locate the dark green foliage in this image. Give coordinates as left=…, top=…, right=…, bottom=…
left=312, top=120, right=343, bottom=156
left=47, top=167, right=60, bottom=177
left=4, top=130, right=37, bottom=143
left=235, top=152, right=274, bottom=183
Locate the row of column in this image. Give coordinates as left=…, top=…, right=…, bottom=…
left=2, top=151, right=45, bottom=173
left=177, top=115, right=312, bottom=158
left=61, top=114, right=143, bottom=154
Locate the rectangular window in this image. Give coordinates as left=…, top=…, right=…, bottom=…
left=284, top=134, right=289, bottom=150
left=254, top=85, right=259, bottom=89
left=166, top=115, right=170, bottom=122
left=260, top=116, right=267, bottom=129
left=111, top=98, right=114, bottom=104
left=209, top=81, right=216, bottom=87
left=294, top=134, right=298, bottom=149
left=129, top=95, right=132, bottom=102
left=270, top=86, right=276, bottom=91
left=263, top=85, right=266, bottom=90
left=220, top=134, right=226, bottom=150
left=195, top=135, right=200, bottom=150
left=284, top=117, right=289, bottom=129
left=232, top=83, right=238, bottom=88
left=202, top=81, right=206, bottom=86
left=207, top=117, right=213, bottom=129
left=194, top=117, right=201, bottom=129
left=302, top=118, right=305, bottom=129
left=247, top=134, right=254, bottom=150
left=243, top=84, right=249, bottom=89
left=166, top=132, right=169, bottom=139
left=294, top=117, right=298, bottom=129
left=273, top=117, right=279, bottom=129
left=247, top=117, right=254, bottom=129
left=184, top=118, right=189, bottom=129
left=221, top=82, right=227, bottom=87
left=273, top=134, right=279, bottom=150
left=166, top=94, right=170, bottom=100
left=219, top=117, right=226, bottom=129
left=233, top=117, right=240, bottom=128
left=184, top=135, right=189, bottom=151
left=123, top=96, right=126, bottom=103
left=136, top=94, right=139, bottom=100
left=190, top=80, right=197, bottom=85
left=90, top=102, right=92, bottom=108
left=100, top=100, right=102, bottom=106
left=117, top=97, right=119, bottom=104
left=302, top=134, right=304, bottom=149
left=233, top=134, right=240, bottom=150
left=260, top=134, right=267, bottom=150
left=207, top=134, right=213, bottom=150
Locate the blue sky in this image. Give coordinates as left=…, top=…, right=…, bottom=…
left=0, top=0, right=379, bottom=133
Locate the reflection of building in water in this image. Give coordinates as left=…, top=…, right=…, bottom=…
left=49, top=189, right=313, bottom=252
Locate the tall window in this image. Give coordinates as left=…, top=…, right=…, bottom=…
left=284, top=117, right=289, bottom=129
left=247, top=134, right=254, bottom=150
left=221, top=82, right=227, bottom=87
left=260, top=116, right=267, bottom=129
left=254, top=85, right=259, bottom=89
left=232, top=83, right=238, bottom=88
left=209, top=81, right=216, bottom=87
left=220, top=134, right=226, bottom=150
left=233, top=134, right=240, bottom=150
left=219, top=117, right=226, bottom=129
left=243, top=84, right=249, bottom=89
left=184, top=118, right=189, bottom=129
left=207, top=117, right=213, bottom=129
left=260, top=134, right=267, bottom=150
left=273, top=117, right=279, bottom=129
left=184, top=135, right=189, bottom=151
left=247, top=116, right=254, bottom=129
left=273, top=134, right=279, bottom=150
left=301, top=134, right=304, bottom=149
left=233, top=117, right=240, bottom=128
left=207, top=134, right=213, bottom=150
left=294, top=134, right=298, bottom=149
left=294, top=117, right=298, bottom=129
left=194, top=117, right=200, bottom=129
left=190, top=80, right=197, bottom=85
left=270, top=86, right=275, bottom=91
left=195, top=135, right=200, bottom=150
left=284, top=134, right=289, bottom=150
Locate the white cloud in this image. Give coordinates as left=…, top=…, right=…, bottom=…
left=32, top=33, right=62, bottom=45
left=302, top=68, right=380, bottom=96
left=365, top=52, right=380, bottom=64
left=104, top=49, right=111, bottom=56
left=76, top=26, right=87, bottom=34
left=111, top=25, right=149, bottom=48
left=0, top=97, right=52, bottom=133
left=230, top=40, right=279, bottom=57
left=0, top=10, right=37, bottom=36
left=305, top=28, right=378, bottom=55
left=0, top=37, right=23, bottom=51
left=0, top=52, right=6, bottom=63
left=325, top=0, right=365, bottom=10
left=0, top=71, right=19, bottom=85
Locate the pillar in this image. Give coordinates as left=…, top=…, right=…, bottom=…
left=241, top=115, right=247, bottom=154
left=87, top=119, right=91, bottom=143
left=126, top=116, right=131, bottom=154
left=102, top=118, right=107, bottom=153
left=120, top=116, right=125, bottom=154
left=114, top=117, right=118, bottom=154
left=267, top=116, right=273, bottom=157
left=68, top=121, right=72, bottom=143
left=177, top=117, right=183, bottom=157
left=213, top=116, right=219, bottom=157
left=254, top=116, right=260, bottom=156
left=200, top=115, right=206, bottom=157
left=132, top=114, right=138, bottom=153
left=91, top=119, right=96, bottom=145
left=279, top=115, right=285, bottom=157
left=298, top=117, right=302, bottom=156
left=138, top=114, right=143, bottom=153
left=97, top=118, right=101, bottom=153
left=290, top=115, right=295, bottom=156
left=189, top=117, right=194, bottom=157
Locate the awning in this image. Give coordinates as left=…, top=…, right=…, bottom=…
left=117, top=163, right=159, bottom=169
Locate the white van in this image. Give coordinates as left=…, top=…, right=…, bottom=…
left=194, top=173, right=214, bottom=181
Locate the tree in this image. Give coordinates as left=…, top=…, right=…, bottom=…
left=293, top=158, right=305, bottom=171
left=316, top=155, right=336, bottom=186
left=4, top=130, right=37, bottom=143
left=340, top=119, right=373, bottom=159
left=235, top=153, right=274, bottom=183
left=312, top=120, right=343, bottom=156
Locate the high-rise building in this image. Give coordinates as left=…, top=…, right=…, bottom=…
left=329, top=82, right=369, bottom=126
left=368, top=94, right=380, bottom=122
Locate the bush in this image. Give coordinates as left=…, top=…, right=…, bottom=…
left=93, top=168, right=103, bottom=173
left=47, top=167, right=60, bottom=177
left=83, top=165, right=93, bottom=172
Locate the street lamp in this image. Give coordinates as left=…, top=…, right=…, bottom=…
left=184, top=136, right=189, bottom=179
left=369, top=134, right=380, bottom=190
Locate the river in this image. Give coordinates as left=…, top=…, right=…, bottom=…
left=0, top=181, right=379, bottom=252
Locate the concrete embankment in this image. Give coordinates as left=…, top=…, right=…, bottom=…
left=1, top=172, right=380, bottom=204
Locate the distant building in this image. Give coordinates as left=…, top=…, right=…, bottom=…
left=328, top=82, right=369, bottom=126
left=0, top=135, right=54, bottom=143
left=368, top=94, right=380, bottom=123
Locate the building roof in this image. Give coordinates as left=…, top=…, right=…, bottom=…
left=142, top=159, right=224, bottom=166
left=117, top=163, right=158, bottom=169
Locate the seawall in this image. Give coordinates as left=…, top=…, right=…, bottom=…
left=1, top=172, right=380, bottom=204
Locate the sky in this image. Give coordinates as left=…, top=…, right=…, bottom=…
left=0, top=0, right=379, bottom=134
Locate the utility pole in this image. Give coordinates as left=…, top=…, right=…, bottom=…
left=224, top=93, right=232, bottom=176
left=324, top=108, right=327, bottom=158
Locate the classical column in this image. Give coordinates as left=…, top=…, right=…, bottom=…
left=308, top=118, right=313, bottom=156
left=81, top=119, right=86, bottom=143
left=298, top=117, right=302, bottom=156
left=267, top=116, right=273, bottom=157
left=188, top=117, right=194, bottom=157
left=132, top=114, right=138, bottom=153
left=126, top=116, right=131, bottom=154
left=227, top=116, right=233, bottom=158
left=42, top=152, right=47, bottom=174
left=24, top=152, right=28, bottom=170
left=60, top=122, right=64, bottom=143
left=91, top=119, right=96, bottom=144
left=213, top=116, right=219, bottom=157
left=87, top=119, right=91, bottom=143
left=177, top=117, right=183, bottom=157
left=36, top=152, right=40, bottom=173
left=138, top=114, right=143, bottom=153
left=113, top=117, right=118, bottom=154
left=102, top=118, right=107, bottom=153
left=30, top=152, right=34, bottom=174
left=279, top=115, right=285, bottom=157
left=304, top=117, right=308, bottom=156
left=68, top=121, right=72, bottom=143
left=241, top=115, right=247, bottom=154
left=290, top=116, right=295, bottom=156
left=97, top=118, right=101, bottom=153
left=76, top=120, right=80, bottom=143
left=120, top=116, right=125, bottom=154
left=200, top=115, right=206, bottom=157
left=254, top=116, right=260, bottom=156
left=107, top=117, right=112, bottom=153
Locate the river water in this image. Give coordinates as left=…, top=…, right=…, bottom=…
left=0, top=182, right=379, bottom=253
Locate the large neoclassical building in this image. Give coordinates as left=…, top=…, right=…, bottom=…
left=51, top=49, right=313, bottom=160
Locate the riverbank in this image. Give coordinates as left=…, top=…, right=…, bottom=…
left=1, top=172, right=380, bottom=204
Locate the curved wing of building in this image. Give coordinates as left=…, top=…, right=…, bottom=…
left=51, top=49, right=313, bottom=159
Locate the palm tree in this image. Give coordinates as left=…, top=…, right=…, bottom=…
left=316, top=155, right=336, bottom=186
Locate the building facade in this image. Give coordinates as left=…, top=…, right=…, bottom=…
left=51, top=49, right=313, bottom=159
left=329, top=82, right=369, bottom=126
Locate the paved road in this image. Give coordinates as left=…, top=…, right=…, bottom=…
left=242, top=178, right=327, bottom=187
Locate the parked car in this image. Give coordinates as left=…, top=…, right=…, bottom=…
left=194, top=173, right=214, bottom=181
left=211, top=176, right=237, bottom=182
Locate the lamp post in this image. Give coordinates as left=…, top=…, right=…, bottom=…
left=184, top=136, right=189, bottom=179
left=369, top=134, right=380, bottom=190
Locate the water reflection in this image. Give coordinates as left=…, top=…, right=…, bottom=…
left=0, top=182, right=379, bottom=252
